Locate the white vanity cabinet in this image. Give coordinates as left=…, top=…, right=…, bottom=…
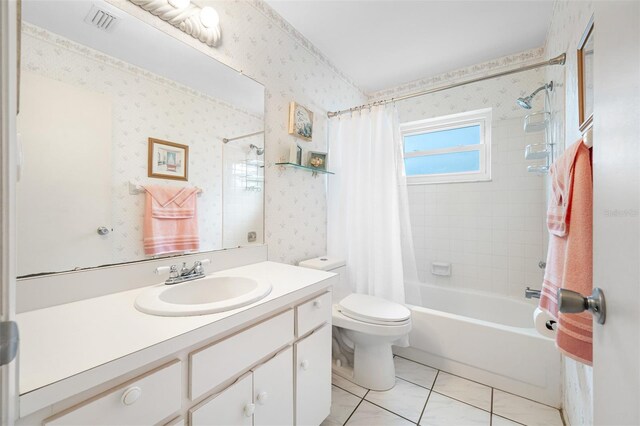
left=191, top=347, right=294, bottom=426
left=190, top=373, right=254, bottom=426
left=252, top=347, right=294, bottom=425
left=31, top=289, right=332, bottom=426
left=295, top=324, right=332, bottom=426
left=43, top=361, right=181, bottom=426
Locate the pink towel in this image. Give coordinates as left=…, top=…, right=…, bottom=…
left=539, top=139, right=593, bottom=365
left=142, top=185, right=200, bottom=256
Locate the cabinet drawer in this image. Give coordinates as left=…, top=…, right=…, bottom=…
left=190, top=372, right=253, bottom=426
left=190, top=309, right=294, bottom=400
left=44, top=360, right=181, bottom=426
left=296, top=292, right=331, bottom=337
left=295, top=324, right=331, bottom=426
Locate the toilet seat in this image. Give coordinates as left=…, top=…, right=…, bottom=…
left=338, top=294, right=411, bottom=326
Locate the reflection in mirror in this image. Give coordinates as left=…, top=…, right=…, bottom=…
left=17, top=0, right=265, bottom=277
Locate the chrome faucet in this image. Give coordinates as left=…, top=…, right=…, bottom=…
left=525, top=287, right=542, bottom=299
left=155, top=259, right=210, bottom=285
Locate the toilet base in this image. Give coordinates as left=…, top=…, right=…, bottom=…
left=352, top=341, right=396, bottom=390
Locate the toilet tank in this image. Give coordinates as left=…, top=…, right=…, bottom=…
left=298, top=256, right=348, bottom=303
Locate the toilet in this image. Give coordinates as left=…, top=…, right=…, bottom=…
left=299, top=256, right=411, bottom=391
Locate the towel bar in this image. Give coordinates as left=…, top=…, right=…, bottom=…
left=128, top=181, right=203, bottom=196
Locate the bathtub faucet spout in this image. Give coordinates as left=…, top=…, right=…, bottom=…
left=525, top=287, right=542, bottom=299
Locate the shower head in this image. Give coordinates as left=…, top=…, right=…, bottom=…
left=250, top=144, right=264, bottom=155
left=516, top=81, right=554, bottom=110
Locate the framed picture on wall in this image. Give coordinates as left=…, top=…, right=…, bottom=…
left=148, top=138, right=189, bottom=181
left=308, top=151, right=328, bottom=171
left=577, top=16, right=594, bottom=132
left=288, top=101, right=314, bottom=141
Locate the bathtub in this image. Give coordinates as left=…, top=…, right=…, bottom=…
left=395, top=283, right=561, bottom=407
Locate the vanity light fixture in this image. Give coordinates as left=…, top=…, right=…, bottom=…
left=129, top=0, right=221, bottom=47
left=199, top=6, right=219, bottom=29
left=168, top=0, right=190, bottom=9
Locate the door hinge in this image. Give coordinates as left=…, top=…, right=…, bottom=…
left=0, top=321, right=18, bottom=366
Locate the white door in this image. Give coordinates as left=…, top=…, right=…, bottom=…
left=16, top=71, right=113, bottom=276
left=592, top=2, right=640, bottom=425
left=252, top=346, right=293, bottom=426
left=295, top=324, right=331, bottom=426
left=0, top=0, right=19, bottom=424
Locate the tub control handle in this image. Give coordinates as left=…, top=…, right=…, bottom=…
left=558, top=288, right=606, bottom=325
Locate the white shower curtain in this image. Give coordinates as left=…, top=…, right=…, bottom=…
left=327, top=105, right=418, bottom=305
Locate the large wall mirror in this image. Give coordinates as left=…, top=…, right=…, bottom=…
left=17, top=0, right=265, bottom=277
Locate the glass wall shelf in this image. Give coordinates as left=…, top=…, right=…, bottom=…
left=275, top=162, right=335, bottom=175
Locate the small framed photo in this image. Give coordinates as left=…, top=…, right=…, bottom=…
left=288, top=101, right=313, bottom=141
left=148, top=137, right=189, bottom=181
left=577, top=16, right=594, bottom=132
left=308, top=151, right=328, bottom=171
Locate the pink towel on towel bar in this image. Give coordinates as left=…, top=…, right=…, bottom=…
left=142, top=185, right=200, bottom=256
left=539, top=139, right=593, bottom=365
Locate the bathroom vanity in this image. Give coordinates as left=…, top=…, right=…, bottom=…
left=16, top=261, right=335, bottom=425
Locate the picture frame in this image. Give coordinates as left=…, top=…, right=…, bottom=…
left=577, top=16, right=594, bottom=132
left=148, top=137, right=189, bottom=181
left=288, top=101, right=313, bottom=141
left=308, top=151, right=328, bottom=171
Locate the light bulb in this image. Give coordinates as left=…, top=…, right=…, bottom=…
left=199, top=6, right=219, bottom=28
left=168, top=0, right=190, bottom=8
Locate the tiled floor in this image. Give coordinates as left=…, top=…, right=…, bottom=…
left=322, top=356, right=564, bottom=426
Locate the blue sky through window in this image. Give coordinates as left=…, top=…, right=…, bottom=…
left=404, top=125, right=480, bottom=152
left=405, top=151, right=480, bottom=175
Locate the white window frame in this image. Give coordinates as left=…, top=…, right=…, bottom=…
left=401, top=108, right=492, bottom=184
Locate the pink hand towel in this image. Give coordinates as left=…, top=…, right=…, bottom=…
left=539, top=139, right=593, bottom=365
left=142, top=185, right=200, bottom=256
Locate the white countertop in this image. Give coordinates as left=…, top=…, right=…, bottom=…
left=17, top=261, right=334, bottom=400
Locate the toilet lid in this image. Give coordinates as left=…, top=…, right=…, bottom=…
left=338, top=294, right=411, bottom=324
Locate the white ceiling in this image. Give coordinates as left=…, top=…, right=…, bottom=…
left=266, top=0, right=555, bottom=94
left=22, top=0, right=264, bottom=116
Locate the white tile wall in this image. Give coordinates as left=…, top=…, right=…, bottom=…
left=405, top=117, right=546, bottom=299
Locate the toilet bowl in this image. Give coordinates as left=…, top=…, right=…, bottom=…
left=299, top=256, right=412, bottom=391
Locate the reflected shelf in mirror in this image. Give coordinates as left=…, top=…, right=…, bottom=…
left=275, top=162, right=335, bottom=175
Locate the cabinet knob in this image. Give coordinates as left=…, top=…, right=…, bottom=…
left=121, top=386, right=142, bottom=406
left=301, top=359, right=310, bottom=371
left=313, top=300, right=322, bottom=309
left=257, top=391, right=269, bottom=405
left=243, top=403, right=256, bottom=417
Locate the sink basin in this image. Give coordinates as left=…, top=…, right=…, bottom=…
left=135, top=276, right=272, bottom=316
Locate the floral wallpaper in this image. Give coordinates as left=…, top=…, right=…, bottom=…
left=20, top=23, right=263, bottom=269
left=105, top=0, right=367, bottom=265
left=544, top=1, right=595, bottom=425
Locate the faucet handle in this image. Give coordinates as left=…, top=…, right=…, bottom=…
left=155, top=264, right=179, bottom=277
left=194, top=259, right=210, bottom=274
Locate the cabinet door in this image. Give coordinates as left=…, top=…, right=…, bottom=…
left=295, top=324, right=331, bottom=426
left=190, top=373, right=253, bottom=426
left=253, top=347, right=293, bottom=426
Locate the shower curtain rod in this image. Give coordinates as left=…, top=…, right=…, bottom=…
left=327, top=53, right=566, bottom=118
left=222, top=130, right=265, bottom=143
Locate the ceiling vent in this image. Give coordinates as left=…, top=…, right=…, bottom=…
left=84, top=5, right=118, bottom=32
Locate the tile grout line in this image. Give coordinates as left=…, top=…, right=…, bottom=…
left=490, top=388, right=494, bottom=426
left=332, top=382, right=368, bottom=400
left=417, top=370, right=439, bottom=425
left=395, top=354, right=562, bottom=411
left=396, top=376, right=492, bottom=414
left=342, top=390, right=368, bottom=426
left=362, top=399, right=419, bottom=425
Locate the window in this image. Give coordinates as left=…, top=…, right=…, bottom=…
left=401, top=108, right=492, bottom=184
